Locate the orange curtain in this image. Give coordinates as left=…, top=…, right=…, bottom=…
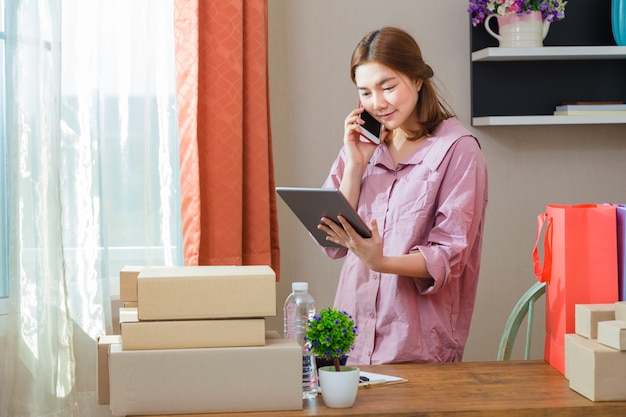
left=174, top=0, right=280, bottom=278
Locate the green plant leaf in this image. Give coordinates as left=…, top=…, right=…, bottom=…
left=305, top=307, right=358, bottom=362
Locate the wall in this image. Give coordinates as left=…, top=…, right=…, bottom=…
left=266, top=0, right=626, bottom=361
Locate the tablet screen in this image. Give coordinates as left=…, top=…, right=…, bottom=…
left=276, top=187, right=371, bottom=248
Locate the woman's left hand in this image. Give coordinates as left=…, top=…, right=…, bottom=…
left=318, top=216, right=384, bottom=271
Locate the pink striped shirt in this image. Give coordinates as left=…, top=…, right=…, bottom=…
left=320, top=118, right=488, bottom=364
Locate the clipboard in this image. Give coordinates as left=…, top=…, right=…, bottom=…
left=275, top=187, right=371, bottom=248
left=358, top=371, right=408, bottom=388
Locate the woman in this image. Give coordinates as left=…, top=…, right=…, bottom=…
left=318, top=27, right=488, bottom=364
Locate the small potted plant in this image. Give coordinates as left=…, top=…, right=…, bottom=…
left=468, top=0, right=568, bottom=26
left=468, top=0, right=567, bottom=48
left=305, top=307, right=359, bottom=408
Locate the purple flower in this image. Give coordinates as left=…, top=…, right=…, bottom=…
left=468, top=0, right=567, bottom=26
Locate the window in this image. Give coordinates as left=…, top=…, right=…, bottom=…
left=1, top=0, right=182, bottom=329
left=0, top=0, right=8, bottom=316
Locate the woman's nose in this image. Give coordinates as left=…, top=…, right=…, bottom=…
left=372, top=93, right=387, bottom=110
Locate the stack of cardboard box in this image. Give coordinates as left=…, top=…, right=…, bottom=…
left=99, top=265, right=302, bottom=416
left=565, top=301, right=626, bottom=401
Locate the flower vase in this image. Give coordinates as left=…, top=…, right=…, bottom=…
left=485, top=11, right=550, bottom=48
left=318, top=366, right=360, bottom=408
left=613, top=0, right=626, bottom=46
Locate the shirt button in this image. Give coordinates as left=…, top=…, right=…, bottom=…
left=369, top=312, right=375, bottom=319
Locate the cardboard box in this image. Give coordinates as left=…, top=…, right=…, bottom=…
left=110, top=296, right=123, bottom=335
left=266, top=329, right=281, bottom=339
left=616, top=301, right=626, bottom=321
left=119, top=308, right=266, bottom=350
left=120, top=266, right=144, bottom=303
left=97, top=334, right=122, bottom=405
left=565, top=333, right=626, bottom=401
left=109, top=338, right=302, bottom=415
left=575, top=304, right=615, bottom=339
left=137, top=265, right=276, bottom=320
left=120, top=265, right=170, bottom=303
left=598, top=320, right=626, bottom=351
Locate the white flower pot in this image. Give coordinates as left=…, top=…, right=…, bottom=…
left=485, top=11, right=550, bottom=48
left=318, top=366, right=360, bottom=408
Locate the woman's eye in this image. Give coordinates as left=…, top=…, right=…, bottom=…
left=383, top=85, right=396, bottom=92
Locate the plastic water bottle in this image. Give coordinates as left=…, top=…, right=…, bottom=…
left=283, top=282, right=318, bottom=399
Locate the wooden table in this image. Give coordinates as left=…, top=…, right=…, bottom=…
left=137, top=360, right=626, bottom=417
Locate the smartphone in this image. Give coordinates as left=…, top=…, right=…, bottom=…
left=359, top=108, right=383, bottom=145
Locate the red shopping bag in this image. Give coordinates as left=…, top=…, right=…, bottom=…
left=533, top=204, right=618, bottom=375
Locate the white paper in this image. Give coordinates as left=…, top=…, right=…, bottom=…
left=358, top=371, right=406, bottom=387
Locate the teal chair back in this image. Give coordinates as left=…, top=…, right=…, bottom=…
left=497, top=281, right=547, bottom=361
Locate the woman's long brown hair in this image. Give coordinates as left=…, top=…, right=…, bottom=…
left=350, top=27, right=454, bottom=140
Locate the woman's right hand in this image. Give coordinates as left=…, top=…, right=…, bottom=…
left=343, top=107, right=384, bottom=168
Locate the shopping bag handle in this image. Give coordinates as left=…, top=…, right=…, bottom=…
left=533, top=212, right=553, bottom=283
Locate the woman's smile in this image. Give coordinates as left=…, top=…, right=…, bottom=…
left=380, top=110, right=395, bottom=121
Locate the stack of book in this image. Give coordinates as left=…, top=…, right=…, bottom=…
left=99, top=265, right=303, bottom=416
left=553, top=102, right=626, bottom=116
left=565, top=302, right=626, bottom=401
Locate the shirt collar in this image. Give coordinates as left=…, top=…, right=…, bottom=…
left=369, top=118, right=474, bottom=171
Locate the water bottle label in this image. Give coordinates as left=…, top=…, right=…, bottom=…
left=303, top=353, right=312, bottom=372
left=301, top=353, right=317, bottom=399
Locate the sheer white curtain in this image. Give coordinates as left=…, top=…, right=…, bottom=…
left=1, top=1, right=181, bottom=416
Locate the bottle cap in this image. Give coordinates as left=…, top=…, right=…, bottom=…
left=292, top=282, right=308, bottom=291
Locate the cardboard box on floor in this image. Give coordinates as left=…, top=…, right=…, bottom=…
left=119, top=307, right=266, bottom=350
left=108, top=337, right=302, bottom=415
left=136, top=265, right=276, bottom=320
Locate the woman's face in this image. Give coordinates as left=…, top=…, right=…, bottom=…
left=354, top=62, right=423, bottom=134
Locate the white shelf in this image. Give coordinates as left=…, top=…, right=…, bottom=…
left=472, top=114, right=626, bottom=126
left=472, top=46, right=626, bottom=62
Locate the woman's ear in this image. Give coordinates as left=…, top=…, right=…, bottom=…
left=415, top=79, right=424, bottom=92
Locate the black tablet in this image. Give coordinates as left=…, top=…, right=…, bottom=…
left=276, top=187, right=372, bottom=248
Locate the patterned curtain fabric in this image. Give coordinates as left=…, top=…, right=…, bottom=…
left=174, top=0, right=280, bottom=277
